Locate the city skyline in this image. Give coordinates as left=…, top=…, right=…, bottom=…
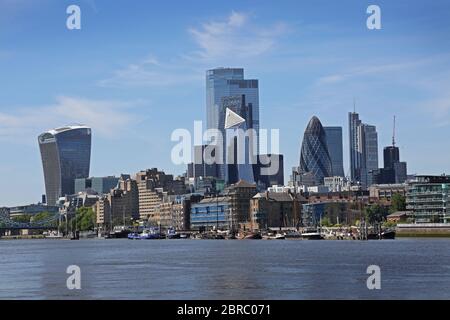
left=1, top=0, right=450, bottom=206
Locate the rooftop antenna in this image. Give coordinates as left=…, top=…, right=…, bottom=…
left=353, top=97, right=356, bottom=113
left=392, top=115, right=396, bottom=147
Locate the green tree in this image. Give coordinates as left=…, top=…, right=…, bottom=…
left=68, top=207, right=96, bottom=232
left=320, top=217, right=332, bottom=227
left=365, top=204, right=388, bottom=224
left=76, top=207, right=96, bottom=231
left=390, top=193, right=406, bottom=213
left=11, top=214, right=32, bottom=223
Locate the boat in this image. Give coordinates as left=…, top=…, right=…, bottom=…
left=285, top=231, right=302, bottom=239
left=381, top=229, right=396, bottom=239
left=127, top=232, right=140, bottom=240
left=274, top=233, right=285, bottom=240
left=44, top=231, right=63, bottom=239
left=244, top=233, right=262, bottom=240
left=139, top=227, right=164, bottom=240
left=301, top=232, right=324, bottom=240
left=179, top=233, right=189, bottom=239
left=167, top=227, right=180, bottom=239
left=109, top=226, right=131, bottom=239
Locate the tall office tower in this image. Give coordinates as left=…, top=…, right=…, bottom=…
left=348, top=112, right=362, bottom=182
left=299, top=116, right=333, bottom=185
left=357, top=124, right=379, bottom=188
left=222, top=96, right=255, bottom=184
left=193, top=145, right=217, bottom=178
left=348, top=111, right=379, bottom=189
left=206, top=68, right=259, bottom=180
left=38, top=125, right=92, bottom=206
left=383, top=146, right=400, bottom=170
left=323, top=126, right=345, bottom=177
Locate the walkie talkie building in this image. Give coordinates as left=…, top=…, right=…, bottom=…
left=38, top=125, right=92, bottom=206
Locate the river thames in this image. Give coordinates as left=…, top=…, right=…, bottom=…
left=1, top=238, right=449, bottom=299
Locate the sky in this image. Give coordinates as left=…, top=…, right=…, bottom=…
left=1, top=0, right=450, bottom=206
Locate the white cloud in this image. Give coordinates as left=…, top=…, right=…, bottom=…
left=98, top=55, right=203, bottom=88
left=99, top=12, right=288, bottom=88
left=0, top=96, right=139, bottom=142
left=188, top=11, right=288, bottom=61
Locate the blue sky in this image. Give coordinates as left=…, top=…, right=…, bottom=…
left=1, top=0, right=450, bottom=206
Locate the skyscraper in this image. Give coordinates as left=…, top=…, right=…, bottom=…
left=348, top=112, right=362, bottom=182
left=358, top=124, right=379, bottom=188
left=206, top=68, right=259, bottom=180
left=38, top=125, right=92, bottom=206
left=299, top=116, right=333, bottom=185
left=323, top=126, right=345, bottom=177
left=348, top=112, right=379, bottom=188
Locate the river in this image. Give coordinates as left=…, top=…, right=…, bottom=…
left=1, top=238, right=449, bottom=299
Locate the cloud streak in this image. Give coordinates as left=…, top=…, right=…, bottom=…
left=99, top=11, right=289, bottom=88
left=0, top=96, right=140, bottom=143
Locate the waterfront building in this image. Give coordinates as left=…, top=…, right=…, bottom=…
left=250, top=191, right=306, bottom=230
left=369, top=183, right=407, bottom=205
left=8, top=203, right=59, bottom=218
left=299, top=116, right=333, bottom=185
left=75, top=176, right=119, bottom=195
left=206, top=68, right=259, bottom=180
left=348, top=112, right=379, bottom=189
left=135, top=168, right=186, bottom=221
left=94, top=176, right=139, bottom=228
left=38, top=125, right=92, bottom=206
left=323, top=126, right=345, bottom=177
left=224, top=179, right=257, bottom=229
left=190, top=196, right=231, bottom=231
left=154, top=195, right=195, bottom=231
left=406, top=175, right=450, bottom=224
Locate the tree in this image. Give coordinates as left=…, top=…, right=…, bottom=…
left=365, top=204, right=389, bottom=224
left=320, top=217, right=332, bottom=227
left=11, top=214, right=32, bottom=223
left=390, top=193, right=406, bottom=213
left=68, top=207, right=96, bottom=232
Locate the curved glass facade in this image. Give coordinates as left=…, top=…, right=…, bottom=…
left=38, top=126, right=91, bottom=205
left=299, top=116, right=332, bottom=184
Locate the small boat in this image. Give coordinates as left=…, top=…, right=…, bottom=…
left=301, top=232, right=324, bottom=240
left=139, top=227, right=163, bottom=240
left=274, top=233, right=285, bottom=240
left=44, top=231, right=63, bottom=239
left=381, top=229, right=396, bottom=240
left=109, top=226, right=131, bottom=239
left=285, top=231, right=302, bottom=239
left=179, top=233, right=189, bottom=239
left=244, top=233, right=262, bottom=240
left=167, top=227, right=180, bottom=239
left=127, top=232, right=140, bottom=240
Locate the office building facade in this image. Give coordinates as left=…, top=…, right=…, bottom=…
left=348, top=112, right=379, bottom=189
left=323, top=126, right=345, bottom=177
left=406, top=175, right=449, bottom=224
left=38, top=125, right=91, bottom=206
left=206, top=68, right=259, bottom=181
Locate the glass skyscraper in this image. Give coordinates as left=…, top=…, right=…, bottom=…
left=299, top=116, right=332, bottom=184
left=206, top=68, right=259, bottom=181
left=323, top=126, right=345, bottom=177
left=348, top=112, right=379, bottom=188
left=38, top=125, right=92, bottom=206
